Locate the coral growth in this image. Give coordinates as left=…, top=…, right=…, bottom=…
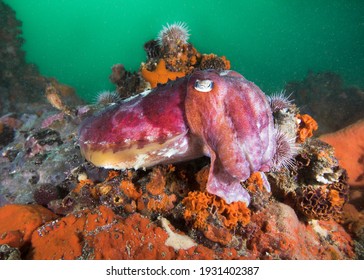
left=245, top=172, right=266, bottom=192
left=269, top=138, right=349, bottom=221
left=0, top=204, right=57, bottom=248
left=109, top=64, right=146, bottom=99
left=134, top=23, right=230, bottom=90
left=246, top=202, right=354, bottom=259
left=296, top=183, right=349, bottom=221
left=296, top=113, right=318, bottom=143
left=28, top=205, right=242, bottom=260
left=141, top=59, right=186, bottom=88
left=199, top=54, right=231, bottom=71
left=182, top=191, right=251, bottom=231
left=47, top=165, right=188, bottom=217
left=0, top=201, right=354, bottom=260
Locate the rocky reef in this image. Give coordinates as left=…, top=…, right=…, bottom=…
left=286, top=71, right=364, bottom=135
left=0, top=1, right=81, bottom=116
left=286, top=70, right=364, bottom=258
left=0, top=7, right=362, bottom=259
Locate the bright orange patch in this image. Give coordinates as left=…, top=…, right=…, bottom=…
left=141, top=59, right=185, bottom=88
left=146, top=167, right=166, bottom=196
left=328, top=189, right=345, bottom=208
left=0, top=204, right=57, bottom=248
left=119, top=180, right=142, bottom=200
left=296, top=114, right=318, bottom=142
left=246, top=172, right=265, bottom=192
left=182, top=191, right=250, bottom=230
left=320, top=119, right=364, bottom=187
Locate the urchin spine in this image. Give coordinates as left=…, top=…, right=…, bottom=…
left=157, top=22, right=190, bottom=49
left=272, top=129, right=298, bottom=170
left=268, top=91, right=293, bottom=113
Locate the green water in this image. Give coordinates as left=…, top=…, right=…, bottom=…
left=5, top=0, right=364, bottom=102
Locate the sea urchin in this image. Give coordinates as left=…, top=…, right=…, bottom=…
left=268, top=91, right=294, bottom=113
left=157, top=22, right=190, bottom=50
left=272, top=130, right=298, bottom=170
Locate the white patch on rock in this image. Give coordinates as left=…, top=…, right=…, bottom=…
left=77, top=173, right=88, bottom=182
left=315, top=167, right=341, bottom=184
left=310, top=219, right=328, bottom=239
left=160, top=217, right=196, bottom=251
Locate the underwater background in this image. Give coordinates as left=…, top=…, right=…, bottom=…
left=4, top=0, right=364, bottom=102
left=2, top=0, right=364, bottom=261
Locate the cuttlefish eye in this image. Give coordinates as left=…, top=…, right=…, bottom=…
left=194, top=79, right=214, bottom=92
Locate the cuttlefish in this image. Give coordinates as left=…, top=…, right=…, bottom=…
left=79, top=70, right=281, bottom=205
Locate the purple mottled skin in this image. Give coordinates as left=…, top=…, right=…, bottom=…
left=79, top=70, right=276, bottom=205
left=185, top=70, right=275, bottom=204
